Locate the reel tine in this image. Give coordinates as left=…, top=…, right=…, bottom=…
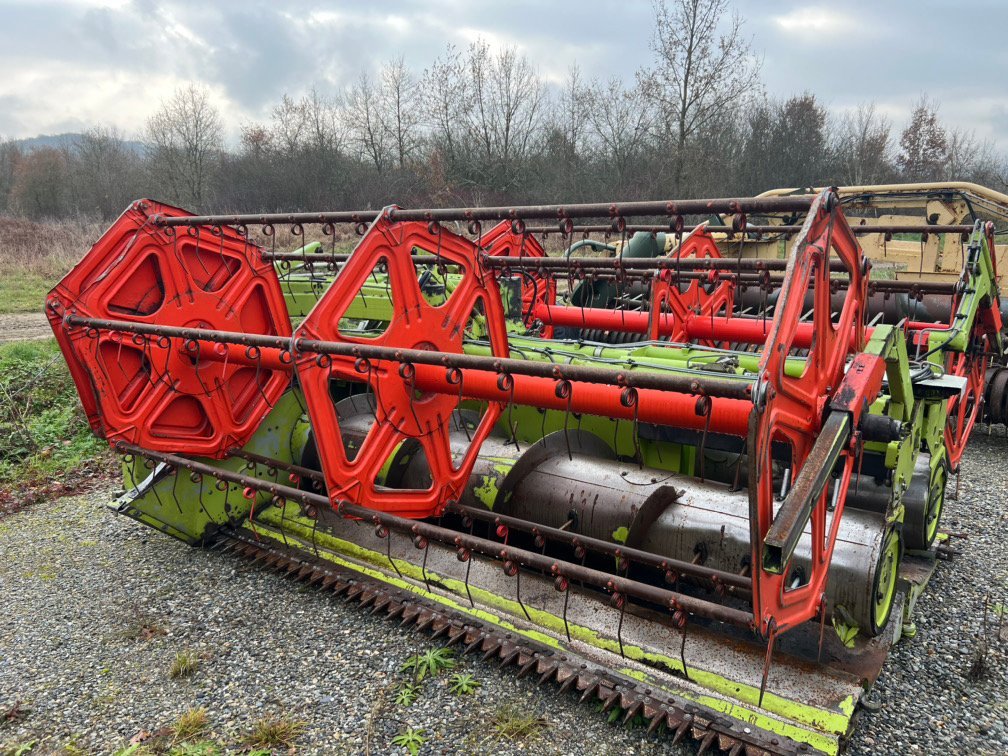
left=245, top=486, right=260, bottom=541
left=404, top=363, right=423, bottom=438
left=170, top=466, right=184, bottom=513
left=113, top=334, right=130, bottom=380
left=191, top=225, right=212, bottom=281
left=463, top=555, right=474, bottom=608
left=310, top=510, right=320, bottom=556
left=277, top=496, right=289, bottom=549
left=615, top=593, right=626, bottom=658
left=514, top=564, right=531, bottom=622
left=191, top=341, right=214, bottom=399
left=249, top=346, right=276, bottom=410
left=696, top=396, right=712, bottom=482
left=194, top=472, right=213, bottom=521
left=146, top=466, right=167, bottom=512
left=563, top=383, right=573, bottom=461
left=123, top=454, right=141, bottom=499
left=421, top=537, right=431, bottom=593
left=562, top=587, right=571, bottom=642
left=679, top=618, right=690, bottom=682
left=758, top=622, right=777, bottom=708
left=731, top=436, right=746, bottom=492
left=214, top=223, right=229, bottom=291
left=507, top=374, right=519, bottom=452
left=373, top=520, right=402, bottom=579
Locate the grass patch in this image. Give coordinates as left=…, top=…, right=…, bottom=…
left=168, top=651, right=199, bottom=680
left=0, top=273, right=51, bottom=315
left=0, top=338, right=114, bottom=513
left=489, top=704, right=547, bottom=742
left=2, top=741, right=37, bottom=756
left=241, top=714, right=307, bottom=750
left=22, top=564, right=57, bottom=581
left=0, top=215, right=101, bottom=315
left=171, top=707, right=209, bottom=743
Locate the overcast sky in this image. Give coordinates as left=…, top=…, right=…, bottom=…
left=2, top=0, right=1008, bottom=149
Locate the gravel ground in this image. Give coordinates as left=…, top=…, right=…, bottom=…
left=848, top=431, right=1008, bottom=755
left=0, top=489, right=674, bottom=755
left=1, top=432, right=1006, bottom=755
left=0, top=313, right=50, bottom=346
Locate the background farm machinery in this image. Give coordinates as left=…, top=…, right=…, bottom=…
left=47, top=187, right=1003, bottom=754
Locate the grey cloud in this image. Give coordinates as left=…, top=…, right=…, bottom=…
left=1, top=0, right=1007, bottom=148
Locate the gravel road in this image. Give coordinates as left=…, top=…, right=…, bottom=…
left=848, top=431, right=1008, bottom=755
left=0, top=313, right=50, bottom=346
left=1, top=432, right=1006, bottom=755
left=0, top=490, right=674, bottom=755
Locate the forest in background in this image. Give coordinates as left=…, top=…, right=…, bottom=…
left=1, top=0, right=1005, bottom=222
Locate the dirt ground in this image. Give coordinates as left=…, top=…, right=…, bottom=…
left=0, top=312, right=51, bottom=345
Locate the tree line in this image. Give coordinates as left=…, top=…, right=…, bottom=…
left=1, top=0, right=1005, bottom=221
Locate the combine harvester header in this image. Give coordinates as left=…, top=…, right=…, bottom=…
left=48, top=188, right=1003, bottom=754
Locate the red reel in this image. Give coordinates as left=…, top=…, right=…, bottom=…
left=944, top=338, right=988, bottom=468
left=294, top=214, right=509, bottom=519
left=647, top=227, right=735, bottom=343
left=46, top=200, right=292, bottom=457
left=481, top=221, right=556, bottom=337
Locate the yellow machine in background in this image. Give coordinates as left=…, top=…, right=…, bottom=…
left=757, top=182, right=1008, bottom=282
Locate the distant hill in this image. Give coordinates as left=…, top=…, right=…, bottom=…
left=10, top=132, right=146, bottom=155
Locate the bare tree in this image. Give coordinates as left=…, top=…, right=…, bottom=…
left=942, top=127, right=1005, bottom=185
left=586, top=77, right=656, bottom=194
left=379, top=58, right=423, bottom=170
left=301, top=87, right=346, bottom=155
left=644, top=0, right=762, bottom=192
left=346, top=71, right=392, bottom=172
left=836, top=103, right=894, bottom=185
left=270, top=94, right=307, bottom=154
left=424, top=45, right=472, bottom=175
left=239, top=123, right=274, bottom=157
left=144, top=83, right=223, bottom=206
left=68, top=127, right=143, bottom=219
left=10, top=147, right=69, bottom=218
left=465, top=40, right=547, bottom=191
left=267, top=88, right=345, bottom=157
left=555, top=65, right=591, bottom=158
left=897, top=96, right=948, bottom=182
left=0, top=140, right=20, bottom=213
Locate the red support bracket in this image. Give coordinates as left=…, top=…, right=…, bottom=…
left=748, top=190, right=870, bottom=637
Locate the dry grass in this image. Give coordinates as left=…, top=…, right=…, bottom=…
left=0, top=215, right=101, bottom=278
left=489, top=704, right=548, bottom=742
left=117, top=606, right=167, bottom=642
left=172, top=707, right=210, bottom=742
left=0, top=215, right=102, bottom=314
left=241, top=714, right=307, bottom=750
left=168, top=650, right=200, bottom=680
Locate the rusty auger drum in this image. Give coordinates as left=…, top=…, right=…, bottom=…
left=48, top=188, right=1004, bottom=754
